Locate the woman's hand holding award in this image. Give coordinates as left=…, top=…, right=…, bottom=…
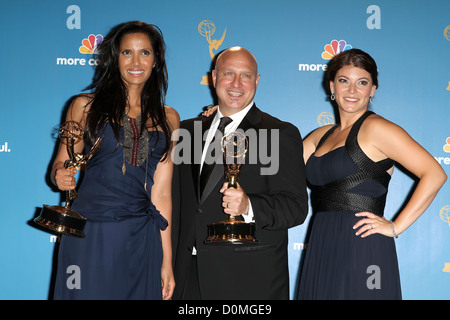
left=34, top=121, right=102, bottom=238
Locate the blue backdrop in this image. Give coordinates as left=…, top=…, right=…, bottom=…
left=1, top=0, right=449, bottom=300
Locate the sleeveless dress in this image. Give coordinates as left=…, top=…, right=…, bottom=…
left=297, top=111, right=402, bottom=300
left=53, top=122, right=168, bottom=300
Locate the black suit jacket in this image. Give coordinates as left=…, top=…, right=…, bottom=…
left=172, top=104, right=308, bottom=299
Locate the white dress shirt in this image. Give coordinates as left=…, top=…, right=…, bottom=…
left=200, top=102, right=255, bottom=223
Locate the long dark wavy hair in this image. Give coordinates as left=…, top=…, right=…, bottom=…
left=83, top=21, right=171, bottom=159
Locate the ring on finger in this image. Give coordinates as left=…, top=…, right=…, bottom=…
left=369, top=224, right=373, bottom=229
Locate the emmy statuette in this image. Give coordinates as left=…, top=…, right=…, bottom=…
left=205, top=131, right=257, bottom=244
left=34, top=121, right=102, bottom=237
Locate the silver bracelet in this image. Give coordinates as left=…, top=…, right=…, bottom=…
left=390, top=221, right=398, bottom=238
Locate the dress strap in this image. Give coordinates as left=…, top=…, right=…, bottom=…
left=316, top=124, right=338, bottom=151
left=345, top=111, right=393, bottom=187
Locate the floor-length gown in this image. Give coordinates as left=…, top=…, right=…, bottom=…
left=298, top=111, right=402, bottom=300
left=53, top=121, right=168, bottom=299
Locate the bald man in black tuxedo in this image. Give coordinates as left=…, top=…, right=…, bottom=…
left=172, top=47, right=308, bottom=300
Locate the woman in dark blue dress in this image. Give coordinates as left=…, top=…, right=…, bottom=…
left=51, top=21, right=179, bottom=299
left=298, top=49, right=446, bottom=299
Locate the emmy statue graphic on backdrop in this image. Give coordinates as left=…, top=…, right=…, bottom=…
left=205, top=131, right=257, bottom=244
left=198, top=19, right=226, bottom=86
left=34, top=121, right=102, bottom=238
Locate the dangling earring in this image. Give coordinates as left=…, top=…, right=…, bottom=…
left=330, top=92, right=335, bottom=101
left=369, top=96, right=374, bottom=104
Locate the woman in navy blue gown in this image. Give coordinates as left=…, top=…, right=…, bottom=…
left=298, top=49, right=446, bottom=299
left=51, top=21, right=179, bottom=299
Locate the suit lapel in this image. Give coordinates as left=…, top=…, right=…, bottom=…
left=195, top=111, right=217, bottom=202
left=199, top=104, right=261, bottom=204
left=236, top=104, right=261, bottom=132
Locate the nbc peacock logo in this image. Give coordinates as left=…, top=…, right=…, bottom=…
left=79, top=34, right=103, bottom=54
left=56, top=33, right=103, bottom=66
left=444, top=137, right=450, bottom=153
left=321, top=40, right=352, bottom=60
left=434, top=137, right=450, bottom=165
left=298, top=39, right=352, bottom=72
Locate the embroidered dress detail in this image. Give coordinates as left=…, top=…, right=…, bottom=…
left=122, top=113, right=149, bottom=170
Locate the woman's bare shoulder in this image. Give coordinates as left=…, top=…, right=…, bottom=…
left=164, top=105, right=180, bottom=130
left=66, top=93, right=93, bottom=122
